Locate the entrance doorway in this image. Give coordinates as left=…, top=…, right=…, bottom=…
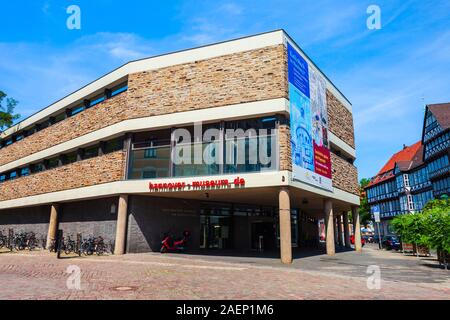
left=200, top=215, right=231, bottom=249
left=251, top=221, right=276, bottom=251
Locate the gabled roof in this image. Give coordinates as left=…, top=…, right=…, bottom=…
left=367, top=141, right=422, bottom=187
left=377, top=141, right=422, bottom=175
left=428, top=103, right=450, bottom=130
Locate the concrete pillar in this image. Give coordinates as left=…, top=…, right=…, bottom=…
left=279, top=188, right=292, bottom=264
left=353, top=206, right=362, bottom=252
left=46, top=204, right=59, bottom=250
left=343, top=212, right=351, bottom=248
left=337, top=215, right=344, bottom=247
left=114, top=195, right=129, bottom=255
left=324, top=199, right=335, bottom=255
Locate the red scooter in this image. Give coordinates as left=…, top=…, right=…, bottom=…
left=160, top=230, right=190, bottom=253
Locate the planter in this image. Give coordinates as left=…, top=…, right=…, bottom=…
left=402, top=243, right=414, bottom=254
left=437, top=250, right=450, bottom=269
left=417, top=245, right=430, bottom=256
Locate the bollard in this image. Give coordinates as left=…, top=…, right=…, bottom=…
left=8, top=229, right=13, bottom=252
left=76, top=233, right=82, bottom=256
left=56, top=229, right=63, bottom=259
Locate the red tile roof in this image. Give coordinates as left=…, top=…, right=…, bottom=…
left=367, top=141, right=422, bottom=187
left=377, top=141, right=422, bottom=175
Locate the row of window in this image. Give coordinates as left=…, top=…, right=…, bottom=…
left=427, top=154, right=450, bottom=176
left=412, top=190, right=434, bottom=211
left=128, top=117, right=281, bottom=180
left=0, top=82, right=128, bottom=149
left=0, top=138, right=124, bottom=183
left=424, top=111, right=439, bottom=137
left=367, top=179, right=397, bottom=200
left=424, top=131, right=450, bottom=159
left=377, top=199, right=401, bottom=215
left=409, top=166, right=429, bottom=187
left=433, top=176, right=450, bottom=195
left=396, top=173, right=409, bottom=190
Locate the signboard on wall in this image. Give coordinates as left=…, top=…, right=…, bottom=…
left=287, top=42, right=332, bottom=191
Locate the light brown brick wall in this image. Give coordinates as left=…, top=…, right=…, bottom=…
left=0, top=45, right=287, bottom=167
left=0, top=94, right=128, bottom=167
left=127, top=45, right=287, bottom=117
left=278, top=124, right=292, bottom=171
left=0, top=150, right=125, bottom=201
left=330, top=151, right=359, bottom=195
left=327, top=90, right=355, bottom=148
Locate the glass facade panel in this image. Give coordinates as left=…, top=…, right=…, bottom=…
left=128, top=146, right=170, bottom=179
left=173, top=141, right=221, bottom=177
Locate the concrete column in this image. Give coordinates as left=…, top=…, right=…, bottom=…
left=324, top=199, right=335, bottom=255
left=46, top=204, right=59, bottom=249
left=337, top=215, right=344, bottom=247
left=279, top=188, right=292, bottom=264
left=343, top=212, right=351, bottom=248
left=353, top=206, right=362, bottom=252
left=114, top=195, right=129, bottom=255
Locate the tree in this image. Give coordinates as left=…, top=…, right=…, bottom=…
left=358, top=178, right=371, bottom=225
left=391, top=212, right=427, bottom=246
left=392, top=199, right=450, bottom=267
left=421, top=199, right=450, bottom=255
left=0, top=91, right=20, bottom=131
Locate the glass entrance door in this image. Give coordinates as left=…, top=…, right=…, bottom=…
left=200, top=215, right=231, bottom=249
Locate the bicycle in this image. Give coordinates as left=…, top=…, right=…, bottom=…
left=64, top=235, right=76, bottom=255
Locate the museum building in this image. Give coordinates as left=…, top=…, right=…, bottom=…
left=0, top=30, right=360, bottom=263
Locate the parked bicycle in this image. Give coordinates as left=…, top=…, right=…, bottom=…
left=0, top=231, right=8, bottom=249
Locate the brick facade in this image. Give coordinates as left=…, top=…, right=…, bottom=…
left=0, top=93, right=128, bottom=167
left=0, top=150, right=125, bottom=201
left=278, top=124, right=292, bottom=171
left=0, top=45, right=287, bottom=167
left=127, top=45, right=287, bottom=117
left=327, top=90, right=355, bottom=148
left=330, top=151, right=359, bottom=195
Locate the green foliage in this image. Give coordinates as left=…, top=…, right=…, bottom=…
left=392, top=199, right=450, bottom=253
left=0, top=91, right=20, bottom=131
left=421, top=199, right=450, bottom=253
left=358, top=178, right=371, bottom=225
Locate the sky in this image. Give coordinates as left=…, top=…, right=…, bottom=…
left=0, top=0, right=449, bottom=180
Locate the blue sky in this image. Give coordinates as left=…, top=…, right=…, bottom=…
left=1, top=0, right=449, bottom=180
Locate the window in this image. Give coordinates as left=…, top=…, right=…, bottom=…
left=407, top=195, right=414, bottom=211
left=53, top=112, right=66, bottom=124
left=89, top=95, right=106, bottom=107
left=20, top=167, right=30, bottom=177
left=104, top=138, right=124, bottom=153
left=403, top=174, right=410, bottom=187
left=71, top=105, right=85, bottom=116
left=46, top=157, right=60, bottom=169
left=110, top=82, right=128, bottom=97
left=83, top=146, right=99, bottom=159
left=31, top=163, right=45, bottom=173
left=62, top=152, right=78, bottom=165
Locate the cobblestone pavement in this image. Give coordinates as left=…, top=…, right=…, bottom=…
left=0, top=245, right=448, bottom=300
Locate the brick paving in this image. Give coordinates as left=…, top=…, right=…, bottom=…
left=0, top=245, right=448, bottom=300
